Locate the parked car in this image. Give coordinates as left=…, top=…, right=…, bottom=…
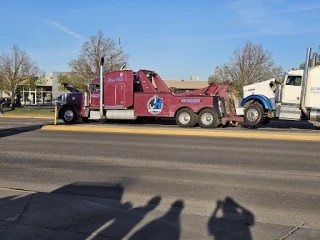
left=1, top=97, right=12, bottom=107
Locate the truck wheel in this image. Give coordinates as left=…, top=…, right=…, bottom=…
left=62, top=106, right=78, bottom=124
left=175, top=108, right=197, bottom=128
left=244, top=104, right=263, bottom=126
left=198, top=109, right=220, bottom=128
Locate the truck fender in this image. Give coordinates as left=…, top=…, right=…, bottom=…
left=241, top=95, right=274, bottom=110
left=174, top=106, right=196, bottom=117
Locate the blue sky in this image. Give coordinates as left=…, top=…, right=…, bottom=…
left=1, top=0, right=320, bottom=80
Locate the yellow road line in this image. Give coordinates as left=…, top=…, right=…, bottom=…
left=0, top=187, right=35, bottom=193
left=41, top=125, right=320, bottom=142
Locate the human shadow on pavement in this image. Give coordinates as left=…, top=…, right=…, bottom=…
left=208, top=197, right=255, bottom=240
left=0, top=125, right=44, bottom=139
left=0, top=182, right=182, bottom=240
left=49, top=182, right=163, bottom=239
left=129, top=200, right=184, bottom=240
left=100, top=196, right=162, bottom=239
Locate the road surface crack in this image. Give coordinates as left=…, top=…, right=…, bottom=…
left=15, top=193, right=34, bottom=223
left=279, top=222, right=305, bottom=240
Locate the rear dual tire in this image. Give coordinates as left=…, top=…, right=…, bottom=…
left=175, top=108, right=221, bottom=129
left=198, top=109, right=220, bottom=128
left=175, top=108, right=198, bottom=128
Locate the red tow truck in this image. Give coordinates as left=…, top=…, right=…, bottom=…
left=57, top=58, right=243, bottom=128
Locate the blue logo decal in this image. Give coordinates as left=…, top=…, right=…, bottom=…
left=147, top=95, right=163, bottom=114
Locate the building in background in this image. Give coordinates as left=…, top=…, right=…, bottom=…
left=51, top=71, right=69, bottom=101
left=163, top=76, right=208, bottom=94
left=1, top=76, right=53, bottom=106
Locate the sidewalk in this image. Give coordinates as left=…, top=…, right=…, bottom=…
left=1, top=185, right=317, bottom=240
left=0, top=185, right=196, bottom=240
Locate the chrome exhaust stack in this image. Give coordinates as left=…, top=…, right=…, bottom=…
left=311, top=52, right=318, bottom=67
left=120, top=63, right=126, bottom=70
left=300, top=48, right=311, bottom=118
left=100, top=57, right=105, bottom=119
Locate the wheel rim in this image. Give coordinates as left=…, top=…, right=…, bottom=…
left=64, top=110, right=74, bottom=122
left=201, top=112, right=213, bottom=126
left=179, top=112, right=191, bottom=125
left=246, top=108, right=259, bottom=122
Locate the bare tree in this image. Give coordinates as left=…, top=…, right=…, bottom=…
left=0, top=44, right=43, bottom=109
left=208, top=41, right=283, bottom=97
left=208, top=66, right=232, bottom=85
left=58, top=30, right=128, bottom=91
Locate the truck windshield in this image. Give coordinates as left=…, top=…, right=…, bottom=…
left=285, top=76, right=302, bottom=86
left=91, top=84, right=100, bottom=92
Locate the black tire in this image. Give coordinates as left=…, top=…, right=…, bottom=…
left=61, top=106, right=78, bottom=124
left=244, top=104, right=264, bottom=126
left=175, top=108, right=197, bottom=128
left=198, top=109, right=220, bottom=128
left=191, top=115, right=199, bottom=127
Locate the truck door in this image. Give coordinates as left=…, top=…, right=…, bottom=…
left=89, top=83, right=100, bottom=107
left=115, top=83, right=124, bottom=106
left=281, top=75, right=302, bottom=104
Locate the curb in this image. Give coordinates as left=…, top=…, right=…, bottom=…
left=41, top=125, right=320, bottom=142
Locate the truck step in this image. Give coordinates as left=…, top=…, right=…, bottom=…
left=279, top=105, right=301, bottom=120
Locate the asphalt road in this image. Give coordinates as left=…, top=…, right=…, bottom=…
left=0, top=118, right=320, bottom=239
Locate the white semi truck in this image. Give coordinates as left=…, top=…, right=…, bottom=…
left=239, top=47, right=320, bottom=126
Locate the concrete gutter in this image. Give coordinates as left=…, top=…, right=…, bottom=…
left=41, top=125, right=320, bottom=142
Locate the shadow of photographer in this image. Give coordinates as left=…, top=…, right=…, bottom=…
left=208, top=197, right=255, bottom=240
